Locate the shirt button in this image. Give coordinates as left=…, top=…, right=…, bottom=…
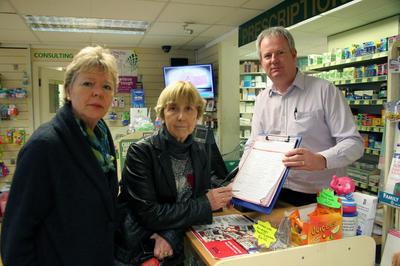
left=106, top=222, right=114, bottom=231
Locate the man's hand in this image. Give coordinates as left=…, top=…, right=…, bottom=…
left=282, top=148, right=326, bottom=171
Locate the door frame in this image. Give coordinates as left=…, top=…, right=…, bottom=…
left=32, top=62, right=69, bottom=130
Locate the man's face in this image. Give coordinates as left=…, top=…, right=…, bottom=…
left=259, top=35, right=297, bottom=85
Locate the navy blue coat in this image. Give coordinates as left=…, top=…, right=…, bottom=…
left=1, top=104, right=118, bottom=266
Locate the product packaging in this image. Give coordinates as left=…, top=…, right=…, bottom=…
left=285, top=196, right=343, bottom=246
left=353, top=192, right=378, bottom=236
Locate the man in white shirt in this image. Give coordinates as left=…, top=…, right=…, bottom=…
left=240, top=26, right=364, bottom=206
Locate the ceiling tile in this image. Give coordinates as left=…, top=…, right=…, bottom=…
left=34, top=31, right=91, bottom=42
left=140, top=35, right=193, bottom=46
left=241, top=0, right=284, bottom=10
left=198, top=25, right=237, bottom=38
left=217, top=8, right=266, bottom=26
left=0, top=14, right=30, bottom=30
left=91, top=1, right=167, bottom=21
left=0, top=0, right=16, bottom=12
left=352, top=3, right=400, bottom=23
left=91, top=33, right=143, bottom=47
left=9, top=0, right=91, bottom=17
left=157, top=3, right=235, bottom=24
left=0, top=29, right=40, bottom=43
left=171, top=0, right=247, bottom=7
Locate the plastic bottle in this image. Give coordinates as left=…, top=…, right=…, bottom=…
left=155, top=116, right=162, bottom=129
left=379, top=83, right=387, bottom=99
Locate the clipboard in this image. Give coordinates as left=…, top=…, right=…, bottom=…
left=231, top=134, right=302, bottom=214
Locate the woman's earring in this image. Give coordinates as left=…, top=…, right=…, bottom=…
left=67, top=96, right=71, bottom=101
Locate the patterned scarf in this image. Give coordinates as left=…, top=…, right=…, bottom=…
left=73, top=115, right=115, bottom=173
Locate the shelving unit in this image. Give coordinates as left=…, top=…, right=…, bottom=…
left=304, top=51, right=388, bottom=196
left=239, top=62, right=269, bottom=141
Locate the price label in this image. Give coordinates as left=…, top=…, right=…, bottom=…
left=346, top=59, right=351, bottom=63
left=341, top=80, right=347, bottom=84
left=350, top=79, right=356, bottom=84
left=362, top=78, right=368, bottom=83
left=373, top=77, right=379, bottom=81
left=377, top=100, right=383, bottom=105
left=355, top=100, right=360, bottom=104
left=318, top=64, right=323, bottom=68
left=373, top=150, right=380, bottom=155
left=357, top=57, right=362, bottom=61
left=331, top=62, right=336, bottom=66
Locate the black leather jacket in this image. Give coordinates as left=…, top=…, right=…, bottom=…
left=115, top=126, right=212, bottom=265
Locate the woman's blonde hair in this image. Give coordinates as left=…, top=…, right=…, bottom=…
left=155, top=81, right=207, bottom=120
left=63, top=45, right=119, bottom=104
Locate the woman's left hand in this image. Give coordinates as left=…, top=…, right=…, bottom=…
left=151, top=233, right=174, bottom=260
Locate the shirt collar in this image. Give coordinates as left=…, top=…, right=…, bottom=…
left=267, top=68, right=305, bottom=97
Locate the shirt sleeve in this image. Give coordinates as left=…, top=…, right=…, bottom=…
left=318, top=83, right=364, bottom=169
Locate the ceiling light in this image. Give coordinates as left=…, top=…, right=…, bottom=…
left=182, top=22, right=194, bottom=35
left=286, top=15, right=322, bottom=30
left=22, top=15, right=151, bottom=35
left=321, top=0, right=362, bottom=16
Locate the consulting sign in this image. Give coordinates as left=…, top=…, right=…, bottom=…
left=239, top=0, right=356, bottom=47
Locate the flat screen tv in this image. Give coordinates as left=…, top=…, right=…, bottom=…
left=163, top=63, right=215, bottom=98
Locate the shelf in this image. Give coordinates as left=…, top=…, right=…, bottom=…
left=364, top=147, right=381, bottom=155
left=357, top=126, right=384, bottom=133
left=333, top=75, right=387, bottom=85
left=347, top=99, right=386, bottom=105
left=240, top=100, right=255, bottom=102
left=305, top=51, right=388, bottom=71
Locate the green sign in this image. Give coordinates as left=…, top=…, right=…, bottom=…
left=33, top=53, right=74, bottom=59
left=239, top=0, right=355, bottom=47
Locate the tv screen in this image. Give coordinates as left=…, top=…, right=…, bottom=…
left=163, top=64, right=215, bottom=98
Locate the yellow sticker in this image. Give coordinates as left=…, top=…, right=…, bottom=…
left=253, top=221, right=277, bottom=248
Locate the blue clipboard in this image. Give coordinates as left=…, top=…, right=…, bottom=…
left=231, top=134, right=302, bottom=215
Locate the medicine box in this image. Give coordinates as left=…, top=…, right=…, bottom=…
left=131, top=89, right=145, bottom=108
left=353, top=192, right=378, bottom=236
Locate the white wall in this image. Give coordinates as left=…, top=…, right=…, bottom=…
left=328, top=16, right=399, bottom=51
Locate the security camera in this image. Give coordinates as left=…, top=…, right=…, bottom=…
left=187, top=29, right=193, bottom=35
left=162, top=45, right=171, bottom=53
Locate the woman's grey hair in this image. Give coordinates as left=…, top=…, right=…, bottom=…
left=154, top=81, right=206, bottom=121
left=256, top=26, right=296, bottom=59
left=63, top=45, right=119, bottom=104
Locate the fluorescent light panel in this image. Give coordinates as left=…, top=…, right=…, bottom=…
left=23, top=15, right=151, bottom=35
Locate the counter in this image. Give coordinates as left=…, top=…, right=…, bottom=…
left=184, top=201, right=376, bottom=266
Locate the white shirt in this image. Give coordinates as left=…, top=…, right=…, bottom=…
left=240, top=70, right=364, bottom=193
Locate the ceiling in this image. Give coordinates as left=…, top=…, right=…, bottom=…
left=0, top=0, right=399, bottom=60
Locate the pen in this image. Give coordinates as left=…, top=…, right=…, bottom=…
left=206, top=189, right=240, bottom=192
left=294, top=107, right=297, bottom=120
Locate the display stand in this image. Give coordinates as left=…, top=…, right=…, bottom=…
left=185, top=202, right=376, bottom=266
left=381, top=39, right=400, bottom=256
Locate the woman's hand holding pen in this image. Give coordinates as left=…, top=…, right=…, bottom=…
left=282, top=148, right=327, bottom=171
left=206, top=183, right=234, bottom=211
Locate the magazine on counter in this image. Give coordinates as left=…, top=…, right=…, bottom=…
left=189, top=214, right=258, bottom=259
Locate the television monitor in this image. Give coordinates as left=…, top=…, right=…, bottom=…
left=163, top=64, right=215, bottom=98
left=193, top=125, right=228, bottom=183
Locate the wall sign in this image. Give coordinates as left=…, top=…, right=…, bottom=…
left=110, top=50, right=138, bottom=93
left=239, top=0, right=356, bottom=47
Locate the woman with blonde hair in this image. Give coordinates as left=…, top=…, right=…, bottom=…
left=1, top=45, right=119, bottom=265
left=115, top=81, right=233, bottom=266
